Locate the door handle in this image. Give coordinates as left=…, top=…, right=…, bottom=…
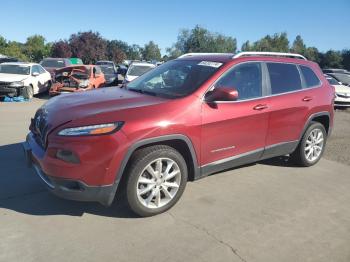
left=302, top=96, right=313, bottom=102
left=253, top=104, right=268, bottom=110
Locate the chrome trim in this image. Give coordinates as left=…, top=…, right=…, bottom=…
left=211, top=145, right=236, bottom=153
left=233, top=52, right=307, bottom=60
left=32, top=164, right=55, bottom=189
left=202, top=148, right=264, bottom=168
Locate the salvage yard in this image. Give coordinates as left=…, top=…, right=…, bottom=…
left=0, top=96, right=350, bottom=262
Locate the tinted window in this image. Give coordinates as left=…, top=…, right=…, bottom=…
left=300, top=66, right=320, bottom=88
left=267, top=63, right=302, bottom=94
left=32, top=65, right=40, bottom=75
left=326, top=76, right=339, bottom=85
left=127, top=60, right=222, bottom=99
left=40, top=59, right=65, bottom=68
left=38, top=65, right=46, bottom=74
left=215, top=62, right=262, bottom=100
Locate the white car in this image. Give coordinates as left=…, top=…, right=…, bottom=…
left=0, top=62, right=52, bottom=99
left=325, top=74, right=350, bottom=107
left=123, top=62, right=156, bottom=84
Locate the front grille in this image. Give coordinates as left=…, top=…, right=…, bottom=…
left=0, top=81, right=10, bottom=87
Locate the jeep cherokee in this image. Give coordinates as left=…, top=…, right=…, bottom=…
left=23, top=52, right=335, bottom=217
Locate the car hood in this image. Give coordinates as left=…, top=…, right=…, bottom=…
left=41, top=87, right=168, bottom=129
left=334, top=84, right=350, bottom=93
left=0, top=73, right=28, bottom=82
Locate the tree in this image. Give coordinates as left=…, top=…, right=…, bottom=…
left=291, top=35, right=306, bottom=54
left=51, top=40, right=72, bottom=58
left=106, top=41, right=127, bottom=63
left=248, top=33, right=289, bottom=52
left=320, top=50, right=343, bottom=68
left=24, top=35, right=51, bottom=62
left=142, top=41, right=161, bottom=61
left=341, top=49, right=350, bottom=71
left=69, top=31, right=107, bottom=64
left=0, top=41, right=28, bottom=61
left=167, top=25, right=237, bottom=58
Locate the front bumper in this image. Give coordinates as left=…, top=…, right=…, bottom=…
left=21, top=132, right=126, bottom=206
left=0, top=86, right=19, bottom=97
left=334, top=96, right=350, bottom=107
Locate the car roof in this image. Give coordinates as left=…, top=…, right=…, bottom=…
left=130, top=62, right=156, bottom=67
left=0, top=62, right=37, bottom=66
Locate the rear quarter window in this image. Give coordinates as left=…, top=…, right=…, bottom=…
left=267, top=63, right=302, bottom=95
left=300, top=65, right=321, bottom=88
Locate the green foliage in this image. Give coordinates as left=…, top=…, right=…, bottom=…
left=320, top=50, right=343, bottom=68
left=242, top=33, right=289, bottom=52
left=167, top=25, right=237, bottom=59
left=142, top=41, right=161, bottom=61
left=24, top=35, right=51, bottom=62
left=341, top=50, right=350, bottom=70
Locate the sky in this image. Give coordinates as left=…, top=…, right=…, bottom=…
left=1, top=0, right=349, bottom=54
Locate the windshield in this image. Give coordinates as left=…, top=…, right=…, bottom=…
left=40, top=60, right=65, bottom=68
left=126, top=60, right=223, bottom=98
left=332, top=73, right=350, bottom=85
left=127, top=65, right=154, bottom=76
left=326, top=77, right=339, bottom=85
left=0, top=64, right=30, bottom=75
left=100, top=66, right=116, bottom=75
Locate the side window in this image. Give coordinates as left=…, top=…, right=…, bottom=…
left=300, top=65, right=321, bottom=88
left=267, top=63, right=302, bottom=94
left=94, top=66, right=102, bottom=74
left=32, top=65, right=40, bottom=75
left=215, top=62, right=262, bottom=100
left=38, top=65, right=46, bottom=74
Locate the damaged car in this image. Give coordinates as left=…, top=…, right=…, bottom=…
left=0, top=62, right=52, bottom=99
left=49, top=65, right=105, bottom=96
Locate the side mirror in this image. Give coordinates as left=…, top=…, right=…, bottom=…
left=32, top=72, right=39, bottom=77
left=205, top=86, right=239, bottom=102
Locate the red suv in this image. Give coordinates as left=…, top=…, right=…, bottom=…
left=23, top=52, right=335, bottom=216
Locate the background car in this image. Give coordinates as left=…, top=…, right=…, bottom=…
left=0, top=62, right=51, bottom=99
left=325, top=74, right=350, bottom=107
left=96, top=60, right=117, bottom=70
left=0, top=54, right=19, bottom=64
left=325, top=71, right=350, bottom=86
left=100, top=64, right=119, bottom=86
left=123, top=62, right=156, bottom=84
left=40, top=58, right=72, bottom=79
left=69, top=58, right=84, bottom=65
left=49, top=65, right=105, bottom=96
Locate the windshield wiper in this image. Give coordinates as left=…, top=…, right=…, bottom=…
left=128, top=88, right=158, bottom=97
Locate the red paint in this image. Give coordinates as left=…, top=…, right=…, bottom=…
left=27, top=55, right=334, bottom=187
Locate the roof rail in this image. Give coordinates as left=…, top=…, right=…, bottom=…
left=178, top=53, right=234, bottom=58
left=233, top=52, right=307, bottom=60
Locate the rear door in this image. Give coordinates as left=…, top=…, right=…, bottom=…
left=262, top=62, right=320, bottom=158
left=201, top=62, right=270, bottom=174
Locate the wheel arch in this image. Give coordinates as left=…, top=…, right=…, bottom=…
left=300, top=112, right=331, bottom=140
left=107, top=135, right=200, bottom=206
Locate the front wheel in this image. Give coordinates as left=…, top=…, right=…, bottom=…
left=22, top=85, right=34, bottom=99
left=126, top=145, right=188, bottom=217
left=291, top=121, right=327, bottom=167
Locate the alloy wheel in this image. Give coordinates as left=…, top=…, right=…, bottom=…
left=136, top=158, right=181, bottom=209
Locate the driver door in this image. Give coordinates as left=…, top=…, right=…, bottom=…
left=201, top=62, right=270, bottom=174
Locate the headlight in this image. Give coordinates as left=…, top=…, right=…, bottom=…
left=58, top=122, right=124, bottom=136
left=79, top=80, right=90, bottom=88
left=9, top=81, right=24, bottom=87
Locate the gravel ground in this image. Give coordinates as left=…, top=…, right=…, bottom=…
left=324, top=109, right=350, bottom=166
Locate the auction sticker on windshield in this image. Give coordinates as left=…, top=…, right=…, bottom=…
left=198, top=61, right=222, bottom=68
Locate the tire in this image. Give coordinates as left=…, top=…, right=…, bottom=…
left=22, top=85, right=34, bottom=99
left=126, top=145, right=188, bottom=217
left=291, top=121, right=327, bottom=167
left=46, top=81, right=52, bottom=93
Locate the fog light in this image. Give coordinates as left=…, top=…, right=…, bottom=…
left=56, top=149, right=80, bottom=164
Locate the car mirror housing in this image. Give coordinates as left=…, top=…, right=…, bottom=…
left=205, top=86, right=239, bottom=102
left=32, top=72, right=39, bottom=77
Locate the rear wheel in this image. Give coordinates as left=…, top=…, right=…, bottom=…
left=126, top=145, right=188, bottom=217
left=22, top=85, right=34, bottom=99
left=291, top=122, right=327, bottom=167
